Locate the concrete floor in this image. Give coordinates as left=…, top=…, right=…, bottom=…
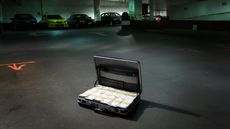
left=0, top=27, right=230, bottom=129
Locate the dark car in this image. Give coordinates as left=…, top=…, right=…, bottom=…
left=101, top=12, right=121, bottom=26
left=67, top=14, right=94, bottom=28
left=11, top=14, right=37, bottom=30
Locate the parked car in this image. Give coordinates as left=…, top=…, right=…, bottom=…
left=40, top=14, right=68, bottom=28
left=11, top=14, right=37, bottom=29
left=67, top=14, right=94, bottom=28
left=101, top=12, right=121, bottom=26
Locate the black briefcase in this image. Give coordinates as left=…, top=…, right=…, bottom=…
left=78, top=56, right=142, bottom=115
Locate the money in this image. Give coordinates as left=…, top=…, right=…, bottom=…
left=79, top=85, right=138, bottom=108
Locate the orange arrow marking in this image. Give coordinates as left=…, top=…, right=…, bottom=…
left=0, top=61, right=36, bottom=71
left=8, top=64, right=27, bottom=71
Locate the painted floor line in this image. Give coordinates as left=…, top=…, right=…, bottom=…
left=88, top=32, right=107, bottom=36
left=0, top=61, right=36, bottom=67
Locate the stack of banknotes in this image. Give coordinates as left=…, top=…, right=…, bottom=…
left=79, top=85, right=138, bottom=108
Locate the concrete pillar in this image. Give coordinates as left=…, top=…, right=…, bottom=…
left=129, top=0, right=142, bottom=20
left=0, top=0, right=2, bottom=33
left=94, top=0, right=100, bottom=21
left=40, top=0, right=44, bottom=17
left=149, top=0, right=154, bottom=21
left=0, top=0, right=3, bottom=22
left=149, top=0, right=167, bottom=20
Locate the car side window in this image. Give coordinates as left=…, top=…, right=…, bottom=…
left=111, top=13, right=115, bottom=17
left=115, top=13, right=120, bottom=17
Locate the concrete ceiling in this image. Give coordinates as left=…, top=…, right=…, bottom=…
left=108, top=0, right=197, bottom=6
left=166, top=0, right=196, bottom=6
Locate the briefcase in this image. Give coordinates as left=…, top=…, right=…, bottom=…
left=78, top=56, right=142, bottom=115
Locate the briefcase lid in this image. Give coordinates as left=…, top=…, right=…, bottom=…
left=94, top=56, right=142, bottom=94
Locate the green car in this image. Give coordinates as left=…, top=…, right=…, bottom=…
left=40, top=14, right=68, bottom=28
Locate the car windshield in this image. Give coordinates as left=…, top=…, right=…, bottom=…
left=47, top=15, right=63, bottom=19
left=101, top=13, right=109, bottom=17
left=15, top=14, right=33, bottom=19
left=73, top=14, right=88, bottom=19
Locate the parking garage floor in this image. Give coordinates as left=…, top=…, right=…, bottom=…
left=0, top=27, right=230, bottom=129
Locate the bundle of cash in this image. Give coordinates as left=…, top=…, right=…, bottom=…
left=79, top=85, right=138, bottom=108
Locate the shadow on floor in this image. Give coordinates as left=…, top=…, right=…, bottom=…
left=78, top=99, right=201, bottom=121
left=117, top=28, right=131, bottom=36
left=124, top=99, right=202, bottom=121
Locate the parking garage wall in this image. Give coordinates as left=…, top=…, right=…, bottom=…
left=2, top=0, right=128, bottom=23
left=168, top=0, right=230, bottom=21
left=100, top=0, right=128, bottom=15
left=2, top=0, right=40, bottom=22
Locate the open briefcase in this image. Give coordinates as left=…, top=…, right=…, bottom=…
left=78, top=56, right=142, bottom=115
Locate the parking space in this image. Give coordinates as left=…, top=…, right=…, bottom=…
left=0, top=27, right=230, bottom=129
